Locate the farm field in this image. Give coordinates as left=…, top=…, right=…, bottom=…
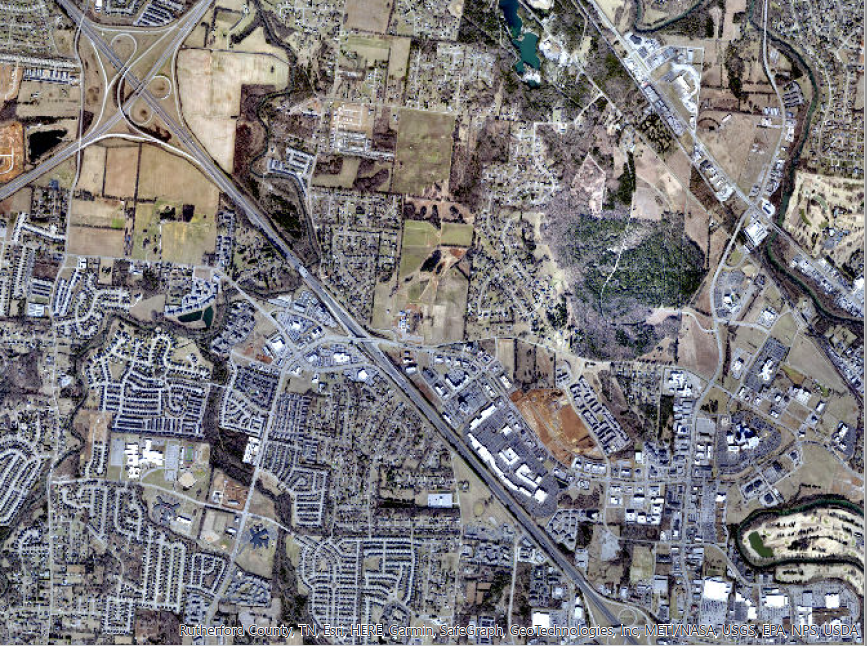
left=399, top=220, right=438, bottom=277
left=68, top=226, right=125, bottom=257
left=374, top=220, right=471, bottom=343
left=339, top=34, right=390, bottom=68
left=67, top=143, right=219, bottom=265
left=103, top=146, right=140, bottom=199
left=343, top=0, right=393, bottom=32
left=78, top=145, right=106, bottom=195
left=161, top=214, right=218, bottom=266
left=398, top=220, right=473, bottom=276
left=697, top=112, right=758, bottom=180
left=132, top=203, right=161, bottom=262
left=393, top=109, right=455, bottom=195
left=137, top=145, right=219, bottom=213
left=68, top=144, right=135, bottom=257
left=440, top=222, right=474, bottom=246
left=70, top=197, right=126, bottom=229
left=177, top=48, right=288, bottom=171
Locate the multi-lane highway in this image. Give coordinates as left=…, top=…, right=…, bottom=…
left=568, top=0, right=855, bottom=302
left=35, top=2, right=640, bottom=638
left=0, top=0, right=210, bottom=202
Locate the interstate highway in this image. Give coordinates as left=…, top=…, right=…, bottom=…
left=48, top=3, right=639, bottom=638
left=0, top=0, right=212, bottom=203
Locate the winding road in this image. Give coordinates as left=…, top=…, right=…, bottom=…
left=32, top=0, right=643, bottom=637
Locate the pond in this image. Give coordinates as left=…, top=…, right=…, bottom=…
left=177, top=310, right=202, bottom=323
left=28, top=129, right=65, bottom=162
left=498, top=0, right=541, bottom=86
left=177, top=305, right=214, bottom=328
left=514, top=32, right=541, bottom=74
left=498, top=0, right=522, bottom=37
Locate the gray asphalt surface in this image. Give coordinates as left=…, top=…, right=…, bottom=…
left=36, top=4, right=638, bottom=638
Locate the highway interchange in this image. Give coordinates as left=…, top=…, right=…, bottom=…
left=14, top=0, right=643, bottom=637
left=0, top=0, right=211, bottom=203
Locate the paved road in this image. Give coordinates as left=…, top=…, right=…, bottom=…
left=45, top=3, right=639, bottom=637
left=573, top=0, right=855, bottom=300
left=0, top=0, right=210, bottom=202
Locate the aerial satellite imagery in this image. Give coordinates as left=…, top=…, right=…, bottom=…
left=0, top=0, right=862, bottom=642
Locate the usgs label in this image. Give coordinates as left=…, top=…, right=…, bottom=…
left=179, top=622, right=863, bottom=641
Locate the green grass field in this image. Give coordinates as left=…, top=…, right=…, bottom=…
left=393, top=109, right=455, bottom=195
left=441, top=222, right=473, bottom=246
left=748, top=532, right=774, bottom=558
left=402, top=220, right=437, bottom=245
left=399, top=220, right=438, bottom=278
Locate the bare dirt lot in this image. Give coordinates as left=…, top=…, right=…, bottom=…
left=0, top=121, right=24, bottom=182
left=511, top=388, right=602, bottom=464
left=676, top=312, right=718, bottom=380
